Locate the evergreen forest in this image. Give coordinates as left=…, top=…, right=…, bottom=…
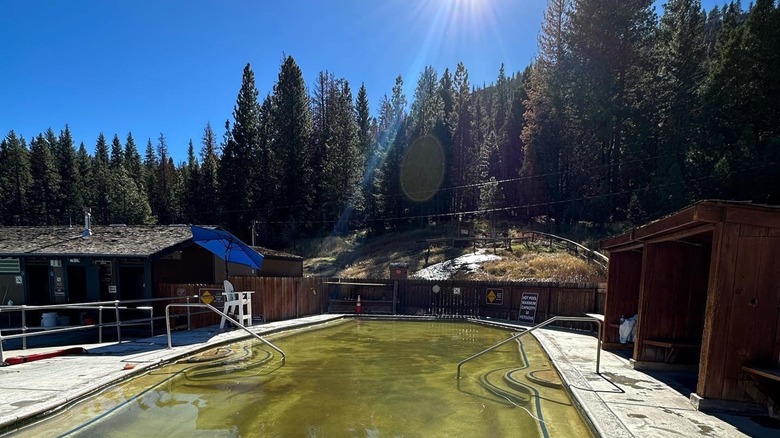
left=1, top=0, right=778, bottom=247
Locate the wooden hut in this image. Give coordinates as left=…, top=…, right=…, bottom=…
left=600, top=200, right=780, bottom=413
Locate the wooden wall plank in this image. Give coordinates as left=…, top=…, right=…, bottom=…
left=725, top=206, right=780, bottom=230
left=698, top=223, right=739, bottom=399
left=721, top=235, right=762, bottom=398
left=635, top=243, right=657, bottom=361
left=749, top=236, right=780, bottom=366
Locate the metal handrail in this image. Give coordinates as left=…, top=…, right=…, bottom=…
left=0, top=296, right=196, bottom=362
left=164, top=303, right=285, bottom=364
left=457, top=316, right=602, bottom=380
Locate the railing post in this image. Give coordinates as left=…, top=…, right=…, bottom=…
left=98, top=306, right=103, bottom=343
left=21, top=306, right=27, bottom=350
left=0, top=327, right=5, bottom=363
left=114, top=300, right=121, bottom=343
left=165, top=305, right=172, bottom=349
left=149, top=307, right=154, bottom=337
left=186, top=296, right=191, bottom=330
left=596, top=320, right=602, bottom=374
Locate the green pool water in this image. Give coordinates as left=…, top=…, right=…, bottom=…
left=13, top=319, right=592, bottom=437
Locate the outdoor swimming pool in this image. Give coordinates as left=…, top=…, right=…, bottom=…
left=11, top=319, right=592, bottom=437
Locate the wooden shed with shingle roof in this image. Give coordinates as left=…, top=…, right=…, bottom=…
left=600, top=200, right=780, bottom=414
left=0, top=224, right=306, bottom=309
left=0, top=225, right=223, bottom=306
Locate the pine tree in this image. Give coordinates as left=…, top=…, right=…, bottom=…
left=0, top=132, right=33, bottom=224
left=124, top=132, right=144, bottom=190
left=153, top=133, right=180, bottom=223
left=28, top=133, right=61, bottom=224
left=311, top=71, right=337, bottom=224
left=355, top=83, right=375, bottom=225
left=56, top=125, right=83, bottom=225
left=521, top=0, right=572, bottom=222
left=200, top=122, right=221, bottom=225
left=269, top=56, right=314, bottom=240
left=328, top=80, right=360, bottom=234
left=110, top=133, right=124, bottom=170
left=221, top=63, right=261, bottom=237
left=703, top=0, right=780, bottom=202
left=76, top=142, right=93, bottom=215
left=92, top=133, right=111, bottom=223
left=450, top=62, right=476, bottom=212
left=376, top=75, right=408, bottom=231
left=406, top=66, right=446, bottom=222
left=652, top=0, right=707, bottom=214
left=567, top=0, right=656, bottom=224
left=143, top=138, right=158, bottom=222
left=181, top=140, right=200, bottom=222
left=409, top=66, right=443, bottom=138
left=249, top=94, right=277, bottom=239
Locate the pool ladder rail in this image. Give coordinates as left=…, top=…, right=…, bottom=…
left=456, top=316, right=603, bottom=380
left=164, top=301, right=286, bottom=365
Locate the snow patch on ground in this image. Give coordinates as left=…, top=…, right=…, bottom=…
left=412, top=249, right=501, bottom=280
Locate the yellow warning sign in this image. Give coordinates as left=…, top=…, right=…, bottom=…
left=201, top=290, right=214, bottom=304
left=486, top=288, right=503, bottom=305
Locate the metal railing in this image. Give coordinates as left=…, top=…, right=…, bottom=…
left=0, top=296, right=196, bottom=363
left=165, top=302, right=285, bottom=364
left=457, top=316, right=603, bottom=380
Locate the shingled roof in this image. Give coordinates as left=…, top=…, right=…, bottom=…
left=251, top=246, right=304, bottom=261
left=0, top=225, right=193, bottom=258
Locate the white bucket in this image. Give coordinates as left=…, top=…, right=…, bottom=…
left=42, top=312, right=58, bottom=328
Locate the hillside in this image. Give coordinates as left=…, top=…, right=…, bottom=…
left=293, top=223, right=609, bottom=284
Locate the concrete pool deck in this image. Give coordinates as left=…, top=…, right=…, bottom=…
left=533, top=327, right=776, bottom=437
left=0, top=316, right=777, bottom=437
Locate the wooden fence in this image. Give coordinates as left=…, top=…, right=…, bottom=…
left=158, top=277, right=604, bottom=331
left=157, top=277, right=328, bottom=328
left=328, top=278, right=605, bottom=331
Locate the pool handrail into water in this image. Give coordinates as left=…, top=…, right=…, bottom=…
left=164, top=300, right=286, bottom=364
left=457, top=315, right=603, bottom=380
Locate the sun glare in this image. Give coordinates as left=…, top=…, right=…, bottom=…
left=403, top=0, right=503, bottom=73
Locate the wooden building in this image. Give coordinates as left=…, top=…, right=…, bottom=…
left=600, top=200, right=780, bottom=412
left=0, top=225, right=294, bottom=306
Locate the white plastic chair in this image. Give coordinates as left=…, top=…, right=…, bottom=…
left=220, top=280, right=253, bottom=328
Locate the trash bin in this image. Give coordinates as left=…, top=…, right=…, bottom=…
left=42, top=312, right=58, bottom=328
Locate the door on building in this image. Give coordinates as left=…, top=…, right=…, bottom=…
left=67, top=265, right=88, bottom=303
left=119, top=265, right=146, bottom=300
left=26, top=264, right=50, bottom=305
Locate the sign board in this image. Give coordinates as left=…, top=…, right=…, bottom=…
left=453, top=287, right=461, bottom=296
left=176, top=287, right=187, bottom=297
left=518, top=292, right=539, bottom=323
left=108, top=285, right=117, bottom=294
left=486, top=288, right=503, bottom=305
left=199, top=288, right=226, bottom=306
left=54, top=276, right=65, bottom=295
left=15, top=275, right=22, bottom=284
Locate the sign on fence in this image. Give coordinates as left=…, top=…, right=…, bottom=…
left=199, top=288, right=225, bottom=306
left=486, top=288, right=503, bottom=305
left=518, top=292, right=539, bottom=323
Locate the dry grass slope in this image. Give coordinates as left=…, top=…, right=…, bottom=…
left=295, top=225, right=605, bottom=283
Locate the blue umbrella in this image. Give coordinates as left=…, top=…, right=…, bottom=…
left=190, top=226, right=264, bottom=277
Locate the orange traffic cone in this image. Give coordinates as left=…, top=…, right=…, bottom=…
left=356, top=295, right=362, bottom=314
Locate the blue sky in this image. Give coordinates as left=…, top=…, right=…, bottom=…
left=1, top=0, right=722, bottom=162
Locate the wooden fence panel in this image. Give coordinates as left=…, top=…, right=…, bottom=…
left=158, top=277, right=603, bottom=332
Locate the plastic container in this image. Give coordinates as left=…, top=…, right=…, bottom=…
left=41, top=312, right=58, bottom=328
